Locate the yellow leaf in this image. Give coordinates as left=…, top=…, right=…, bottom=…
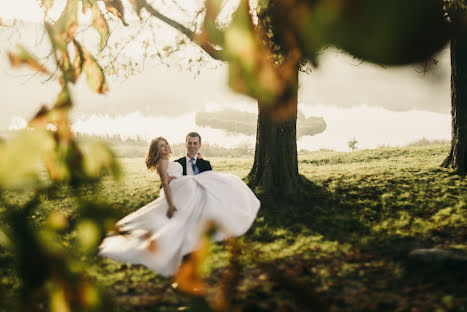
left=82, top=140, right=120, bottom=179
left=50, top=287, right=71, bottom=312
left=0, top=130, right=55, bottom=189
left=77, top=219, right=100, bottom=252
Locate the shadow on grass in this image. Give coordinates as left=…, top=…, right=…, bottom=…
left=249, top=175, right=370, bottom=244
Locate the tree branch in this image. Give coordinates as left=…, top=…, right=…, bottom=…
left=141, top=2, right=225, bottom=61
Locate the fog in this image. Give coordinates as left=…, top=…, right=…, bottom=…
left=0, top=17, right=452, bottom=151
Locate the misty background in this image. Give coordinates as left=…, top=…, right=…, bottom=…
left=0, top=18, right=451, bottom=151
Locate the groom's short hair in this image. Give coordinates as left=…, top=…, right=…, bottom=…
left=186, top=132, right=201, bottom=143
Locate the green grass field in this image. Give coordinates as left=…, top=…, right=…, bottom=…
left=1, top=144, right=466, bottom=311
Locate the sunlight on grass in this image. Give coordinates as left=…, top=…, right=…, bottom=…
left=2, top=144, right=466, bottom=311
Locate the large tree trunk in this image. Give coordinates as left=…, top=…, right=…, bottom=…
left=442, top=38, right=467, bottom=174
left=247, top=69, right=300, bottom=196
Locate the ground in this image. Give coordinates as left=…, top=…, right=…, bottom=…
left=1, top=144, right=466, bottom=311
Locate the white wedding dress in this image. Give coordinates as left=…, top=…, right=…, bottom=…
left=99, top=162, right=260, bottom=276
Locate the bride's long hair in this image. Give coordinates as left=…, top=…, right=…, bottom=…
left=145, top=137, right=171, bottom=170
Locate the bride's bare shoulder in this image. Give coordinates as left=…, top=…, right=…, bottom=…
left=156, top=159, right=169, bottom=172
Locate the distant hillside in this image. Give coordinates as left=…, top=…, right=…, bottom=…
left=195, top=109, right=327, bottom=138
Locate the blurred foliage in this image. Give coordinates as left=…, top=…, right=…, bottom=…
left=195, top=109, right=326, bottom=138
left=1, top=0, right=463, bottom=310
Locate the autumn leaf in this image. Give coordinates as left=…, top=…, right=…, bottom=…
left=174, top=250, right=208, bottom=296
left=104, top=0, right=129, bottom=26
left=173, top=222, right=220, bottom=296
left=48, top=0, right=78, bottom=50
left=72, top=39, right=84, bottom=81
left=71, top=40, right=108, bottom=93
left=82, top=0, right=110, bottom=50
left=224, top=0, right=285, bottom=106
left=128, top=0, right=147, bottom=18
left=81, top=46, right=109, bottom=94
left=7, top=45, right=50, bottom=74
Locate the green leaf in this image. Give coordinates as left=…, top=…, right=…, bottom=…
left=81, top=45, right=109, bottom=93
left=82, top=140, right=120, bottom=179
left=0, top=130, right=55, bottom=189
left=76, top=219, right=100, bottom=252
left=47, top=0, right=78, bottom=51
left=282, top=0, right=448, bottom=65
left=200, top=0, right=225, bottom=47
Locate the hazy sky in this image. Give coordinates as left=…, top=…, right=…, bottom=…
left=0, top=2, right=452, bottom=150
left=0, top=40, right=451, bottom=128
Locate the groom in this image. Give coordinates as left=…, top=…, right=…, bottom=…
left=175, top=132, right=212, bottom=175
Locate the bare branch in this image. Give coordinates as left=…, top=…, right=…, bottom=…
left=141, top=2, right=225, bottom=61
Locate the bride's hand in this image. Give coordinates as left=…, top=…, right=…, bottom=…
left=168, top=176, right=177, bottom=183
left=167, top=204, right=177, bottom=218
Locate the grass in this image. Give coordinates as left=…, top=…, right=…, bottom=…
left=1, top=143, right=466, bottom=311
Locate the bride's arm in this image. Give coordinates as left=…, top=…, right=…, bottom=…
left=157, top=160, right=177, bottom=218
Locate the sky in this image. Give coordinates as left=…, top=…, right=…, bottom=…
left=0, top=1, right=452, bottom=151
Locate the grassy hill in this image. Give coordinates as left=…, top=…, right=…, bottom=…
left=1, top=143, right=466, bottom=311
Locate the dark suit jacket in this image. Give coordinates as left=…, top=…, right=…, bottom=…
left=175, top=156, right=212, bottom=176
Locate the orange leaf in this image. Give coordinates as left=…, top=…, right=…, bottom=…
left=173, top=251, right=208, bottom=296
left=173, top=223, right=219, bottom=296
left=104, top=0, right=129, bottom=26
left=72, top=40, right=84, bottom=81
left=7, top=45, right=50, bottom=74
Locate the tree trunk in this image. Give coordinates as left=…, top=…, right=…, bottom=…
left=247, top=69, right=300, bottom=196
left=442, top=38, right=467, bottom=174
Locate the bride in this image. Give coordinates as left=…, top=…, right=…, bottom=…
left=99, top=137, right=260, bottom=276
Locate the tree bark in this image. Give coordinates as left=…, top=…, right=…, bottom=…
left=442, top=37, right=467, bottom=174
left=247, top=69, right=300, bottom=196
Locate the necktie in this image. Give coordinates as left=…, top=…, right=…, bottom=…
left=190, top=158, right=200, bottom=175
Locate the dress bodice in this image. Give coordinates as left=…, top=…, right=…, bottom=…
left=167, top=161, right=183, bottom=178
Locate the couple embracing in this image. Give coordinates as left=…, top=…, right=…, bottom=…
left=99, top=132, right=260, bottom=276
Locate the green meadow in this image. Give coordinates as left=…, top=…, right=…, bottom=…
left=1, top=143, right=466, bottom=311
